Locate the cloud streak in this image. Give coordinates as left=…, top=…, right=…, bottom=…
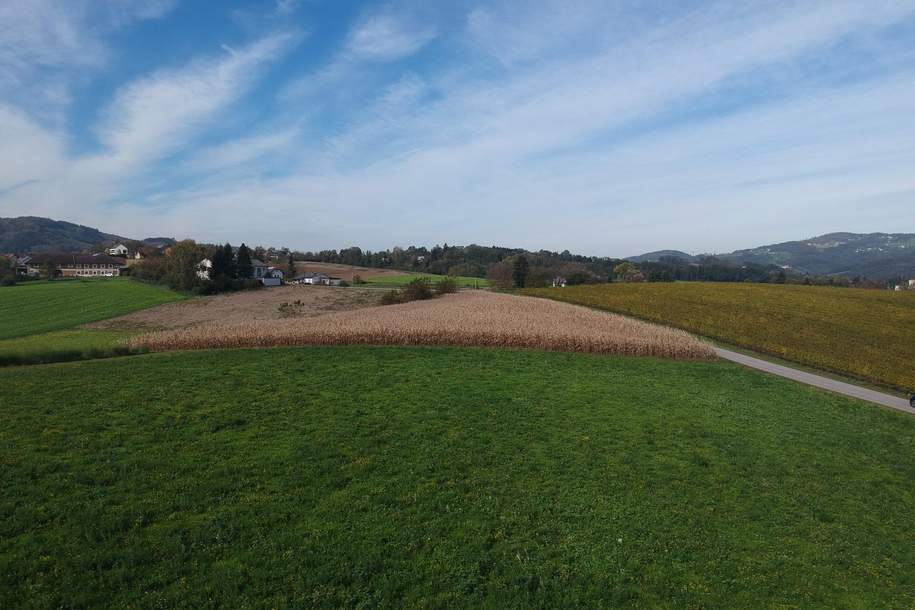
left=2, top=0, right=915, bottom=255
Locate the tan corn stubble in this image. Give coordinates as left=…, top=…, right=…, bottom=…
left=126, top=291, right=715, bottom=360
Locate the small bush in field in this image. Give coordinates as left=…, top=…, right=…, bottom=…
left=402, top=278, right=433, bottom=301
left=380, top=278, right=434, bottom=305
left=435, top=278, right=458, bottom=295
left=381, top=290, right=404, bottom=305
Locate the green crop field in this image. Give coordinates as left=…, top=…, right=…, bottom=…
left=2, top=346, right=913, bottom=608
left=525, top=282, right=915, bottom=391
left=0, top=279, right=183, bottom=340
left=0, top=329, right=136, bottom=366
left=363, top=273, right=488, bottom=288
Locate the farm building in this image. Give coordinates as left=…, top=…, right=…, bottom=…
left=107, top=244, right=130, bottom=257
left=292, top=273, right=343, bottom=286
left=24, top=253, right=126, bottom=278
left=292, top=273, right=327, bottom=285
left=261, top=268, right=284, bottom=287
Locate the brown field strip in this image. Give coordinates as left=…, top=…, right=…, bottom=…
left=126, top=291, right=715, bottom=360
left=88, top=286, right=383, bottom=331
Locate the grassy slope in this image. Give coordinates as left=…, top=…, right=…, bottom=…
left=364, top=273, right=489, bottom=288
left=0, top=279, right=180, bottom=364
left=2, top=346, right=913, bottom=608
left=0, top=279, right=183, bottom=340
left=525, top=282, right=915, bottom=391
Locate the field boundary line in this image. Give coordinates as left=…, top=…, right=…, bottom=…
left=713, top=347, right=913, bottom=415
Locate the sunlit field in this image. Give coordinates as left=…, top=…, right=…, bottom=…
left=526, top=282, right=915, bottom=390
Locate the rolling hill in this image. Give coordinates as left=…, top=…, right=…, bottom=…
left=629, top=232, right=915, bottom=279
left=625, top=249, right=697, bottom=263
left=0, top=217, right=129, bottom=253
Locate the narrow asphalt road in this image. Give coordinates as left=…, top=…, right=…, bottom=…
left=713, top=347, right=914, bottom=416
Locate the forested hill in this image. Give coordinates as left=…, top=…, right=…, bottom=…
left=629, top=233, right=915, bottom=280
left=716, top=233, right=915, bottom=279
left=0, top=217, right=128, bottom=253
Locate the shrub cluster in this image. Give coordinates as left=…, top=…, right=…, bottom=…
left=381, top=278, right=456, bottom=305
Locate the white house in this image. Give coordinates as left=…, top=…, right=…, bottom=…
left=909, top=279, right=915, bottom=288
left=197, top=258, right=213, bottom=280
left=293, top=272, right=326, bottom=285
left=291, top=272, right=344, bottom=286
left=107, top=244, right=129, bottom=257
left=267, top=267, right=284, bottom=279
left=197, top=257, right=277, bottom=286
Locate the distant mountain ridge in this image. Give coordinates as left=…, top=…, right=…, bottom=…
left=0, top=217, right=179, bottom=253
left=628, top=232, right=915, bottom=279
left=0, top=217, right=129, bottom=253
left=4, top=217, right=912, bottom=280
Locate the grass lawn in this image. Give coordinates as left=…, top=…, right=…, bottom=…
left=0, top=329, right=136, bottom=366
left=525, top=282, right=915, bottom=391
left=1, top=346, right=913, bottom=608
left=0, top=279, right=183, bottom=340
left=363, top=273, right=489, bottom=288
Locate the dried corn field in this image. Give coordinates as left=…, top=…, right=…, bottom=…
left=126, top=291, right=715, bottom=360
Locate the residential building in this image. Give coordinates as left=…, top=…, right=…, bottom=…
left=250, top=258, right=268, bottom=281
left=197, top=258, right=213, bottom=280
left=293, top=273, right=327, bottom=285
left=197, top=257, right=278, bottom=286
left=24, top=253, right=125, bottom=278
left=107, top=244, right=130, bottom=257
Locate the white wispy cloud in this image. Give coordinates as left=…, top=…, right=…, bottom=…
left=3, top=0, right=915, bottom=253
left=0, top=29, right=298, bottom=231
left=0, top=0, right=175, bottom=120
left=345, top=12, right=436, bottom=62
left=96, top=32, right=296, bottom=166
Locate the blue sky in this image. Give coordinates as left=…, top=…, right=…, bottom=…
left=2, top=0, right=915, bottom=256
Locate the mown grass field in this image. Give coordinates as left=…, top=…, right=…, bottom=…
left=363, top=273, right=488, bottom=288
left=0, top=279, right=183, bottom=340
left=0, top=329, right=135, bottom=366
left=2, top=346, right=913, bottom=608
left=525, top=282, right=915, bottom=391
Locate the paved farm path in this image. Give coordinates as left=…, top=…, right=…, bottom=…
left=713, top=347, right=914, bottom=415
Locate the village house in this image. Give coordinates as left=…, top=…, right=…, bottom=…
left=197, top=256, right=278, bottom=286
left=291, top=273, right=343, bottom=286
left=262, top=267, right=284, bottom=287
left=292, top=272, right=327, bottom=285
left=250, top=258, right=268, bottom=281
left=107, top=244, right=130, bottom=257
left=24, top=253, right=126, bottom=278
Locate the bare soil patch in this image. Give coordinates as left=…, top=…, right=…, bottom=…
left=291, top=262, right=405, bottom=281
left=127, top=291, right=714, bottom=360
left=88, top=286, right=383, bottom=332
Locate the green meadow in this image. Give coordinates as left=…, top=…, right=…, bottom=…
left=0, top=278, right=183, bottom=340
left=0, top=279, right=180, bottom=365
left=2, top=346, right=913, bottom=608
